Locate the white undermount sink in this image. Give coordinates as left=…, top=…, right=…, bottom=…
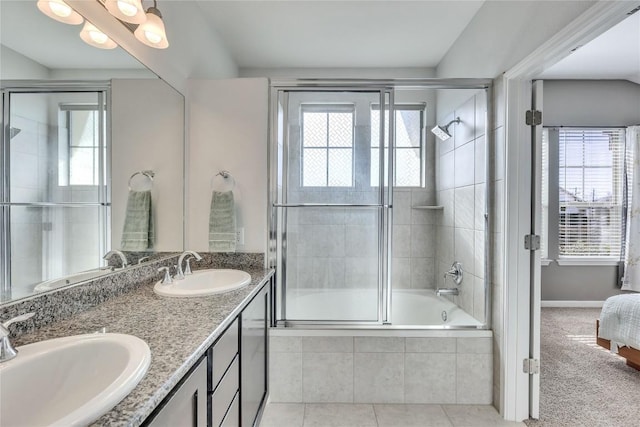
left=154, top=269, right=252, bottom=297
left=0, top=333, right=151, bottom=427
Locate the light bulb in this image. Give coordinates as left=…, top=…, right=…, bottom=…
left=134, top=7, right=169, bottom=49
left=105, top=0, right=146, bottom=24
left=80, top=22, right=118, bottom=50
left=117, top=1, right=138, bottom=17
left=89, top=30, right=108, bottom=45
left=49, top=1, right=71, bottom=17
left=144, top=30, right=162, bottom=44
left=37, top=0, right=84, bottom=25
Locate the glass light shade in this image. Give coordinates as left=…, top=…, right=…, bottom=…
left=80, top=22, right=118, bottom=50
left=105, top=0, right=146, bottom=24
left=134, top=8, right=169, bottom=49
left=36, top=0, right=84, bottom=25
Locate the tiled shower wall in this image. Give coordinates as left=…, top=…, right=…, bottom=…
left=436, top=91, right=488, bottom=322
left=269, top=334, right=493, bottom=405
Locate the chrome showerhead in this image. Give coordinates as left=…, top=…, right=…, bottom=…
left=9, top=127, right=22, bottom=139
left=430, top=117, right=461, bottom=141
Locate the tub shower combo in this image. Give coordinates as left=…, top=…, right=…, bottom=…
left=268, top=79, right=494, bottom=405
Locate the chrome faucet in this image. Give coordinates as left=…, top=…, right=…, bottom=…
left=1, top=313, right=34, bottom=363
left=443, top=261, right=463, bottom=285
left=436, top=288, right=459, bottom=297
left=175, top=251, right=202, bottom=280
left=103, top=250, right=128, bottom=269
left=157, top=267, right=173, bottom=284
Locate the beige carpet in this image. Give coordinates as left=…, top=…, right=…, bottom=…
left=524, top=308, right=640, bottom=426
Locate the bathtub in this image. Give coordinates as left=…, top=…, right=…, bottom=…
left=283, top=288, right=484, bottom=328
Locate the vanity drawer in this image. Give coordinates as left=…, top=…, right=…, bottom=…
left=220, top=391, right=239, bottom=427
left=211, top=355, right=239, bottom=427
left=212, top=318, right=239, bottom=387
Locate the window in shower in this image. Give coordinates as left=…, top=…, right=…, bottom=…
left=301, top=105, right=354, bottom=187
left=371, top=105, right=424, bottom=187
left=58, top=106, right=105, bottom=186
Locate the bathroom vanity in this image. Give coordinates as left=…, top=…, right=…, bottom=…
left=6, top=257, right=274, bottom=427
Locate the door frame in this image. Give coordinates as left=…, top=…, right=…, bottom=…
left=500, top=1, right=638, bottom=421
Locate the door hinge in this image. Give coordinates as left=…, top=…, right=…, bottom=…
left=523, top=358, right=540, bottom=374
left=524, top=234, right=541, bottom=251
left=525, top=110, right=542, bottom=126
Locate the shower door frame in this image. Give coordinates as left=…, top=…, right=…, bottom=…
left=0, top=81, right=111, bottom=296
left=268, top=78, right=494, bottom=329
left=271, top=84, right=395, bottom=326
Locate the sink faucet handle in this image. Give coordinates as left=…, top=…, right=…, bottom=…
left=2, top=312, right=35, bottom=331
left=157, top=267, right=173, bottom=284
left=1, top=312, right=35, bottom=363
left=184, top=257, right=194, bottom=275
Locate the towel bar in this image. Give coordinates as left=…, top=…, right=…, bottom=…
left=128, top=170, right=155, bottom=191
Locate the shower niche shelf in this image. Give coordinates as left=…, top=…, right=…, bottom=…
left=411, top=205, right=444, bottom=210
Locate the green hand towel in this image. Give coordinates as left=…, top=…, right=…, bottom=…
left=121, top=190, right=154, bottom=251
left=209, top=190, right=236, bottom=253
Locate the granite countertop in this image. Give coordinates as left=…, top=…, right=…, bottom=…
left=13, top=267, right=274, bottom=427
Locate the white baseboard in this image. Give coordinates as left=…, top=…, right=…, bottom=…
left=541, top=300, right=605, bottom=308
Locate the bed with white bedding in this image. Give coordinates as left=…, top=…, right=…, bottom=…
left=597, top=293, right=640, bottom=370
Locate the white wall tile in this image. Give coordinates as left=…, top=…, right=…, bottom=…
left=392, top=257, right=411, bottom=289
left=354, top=353, right=404, bottom=403
left=302, top=353, right=354, bottom=403
left=475, top=91, right=487, bottom=139
left=438, top=189, right=454, bottom=227
left=474, top=230, right=485, bottom=280
left=454, top=228, right=475, bottom=277
left=439, top=151, right=455, bottom=190
left=454, top=186, right=475, bottom=230
left=270, top=336, right=302, bottom=353
left=454, top=142, right=475, bottom=188
left=270, top=352, right=303, bottom=402
left=405, top=337, right=456, bottom=353
left=302, top=336, right=353, bottom=353
left=355, top=337, right=405, bottom=353
left=456, top=354, right=493, bottom=404
left=393, top=191, right=412, bottom=225
left=405, top=353, right=456, bottom=404
left=411, top=257, right=436, bottom=289
left=411, top=225, right=436, bottom=258
left=455, top=97, right=476, bottom=148
left=474, top=184, right=486, bottom=231
left=392, top=225, right=411, bottom=258
left=457, top=337, right=492, bottom=354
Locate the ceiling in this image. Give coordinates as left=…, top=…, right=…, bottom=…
left=194, top=0, right=485, bottom=69
left=538, top=11, right=640, bottom=83
left=0, top=1, right=144, bottom=70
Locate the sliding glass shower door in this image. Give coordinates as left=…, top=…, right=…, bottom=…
left=271, top=88, right=394, bottom=324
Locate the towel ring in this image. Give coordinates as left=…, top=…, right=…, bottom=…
left=212, top=170, right=235, bottom=192
left=128, top=170, right=155, bottom=191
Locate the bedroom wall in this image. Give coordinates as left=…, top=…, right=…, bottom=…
left=541, top=79, right=640, bottom=301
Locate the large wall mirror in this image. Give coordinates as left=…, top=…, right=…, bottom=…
left=0, top=1, right=185, bottom=303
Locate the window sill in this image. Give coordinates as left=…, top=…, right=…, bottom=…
left=541, top=259, right=552, bottom=266
left=556, top=258, right=620, bottom=267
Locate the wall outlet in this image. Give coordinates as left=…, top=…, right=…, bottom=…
left=236, top=227, right=245, bottom=245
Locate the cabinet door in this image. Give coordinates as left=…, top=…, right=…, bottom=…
left=241, top=286, right=269, bottom=427
left=147, top=357, right=208, bottom=427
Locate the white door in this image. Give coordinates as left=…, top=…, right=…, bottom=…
left=529, top=79, right=544, bottom=419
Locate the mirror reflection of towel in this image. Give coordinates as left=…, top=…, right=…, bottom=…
left=209, top=190, right=236, bottom=253
left=121, top=190, right=154, bottom=251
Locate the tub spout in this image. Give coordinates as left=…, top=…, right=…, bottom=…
left=435, top=288, right=459, bottom=297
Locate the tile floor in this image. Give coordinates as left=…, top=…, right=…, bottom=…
left=260, top=403, right=525, bottom=427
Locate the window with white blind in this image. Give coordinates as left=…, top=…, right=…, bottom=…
left=558, top=128, right=625, bottom=259
left=301, top=106, right=354, bottom=187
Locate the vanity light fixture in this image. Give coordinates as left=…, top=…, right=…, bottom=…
left=80, top=21, right=118, bottom=49
left=105, top=0, right=146, bottom=24
left=36, top=0, right=84, bottom=25
left=133, top=1, right=169, bottom=49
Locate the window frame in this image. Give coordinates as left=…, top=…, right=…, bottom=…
left=300, top=104, right=355, bottom=188
left=544, top=126, right=626, bottom=264
left=370, top=103, right=425, bottom=188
